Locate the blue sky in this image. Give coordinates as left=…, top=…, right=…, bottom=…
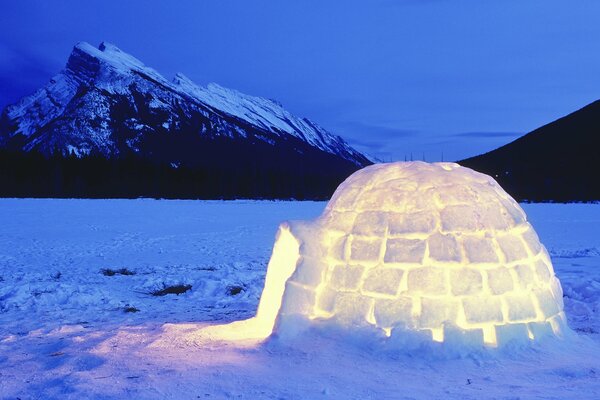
left=1, top=0, right=600, bottom=161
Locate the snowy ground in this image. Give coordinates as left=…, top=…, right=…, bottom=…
left=0, top=199, right=599, bottom=399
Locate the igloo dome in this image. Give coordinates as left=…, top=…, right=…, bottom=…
left=202, top=162, right=568, bottom=348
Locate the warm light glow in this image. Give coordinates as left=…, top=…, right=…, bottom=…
left=198, top=223, right=300, bottom=341
left=199, top=162, right=568, bottom=348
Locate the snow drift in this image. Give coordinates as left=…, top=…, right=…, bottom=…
left=200, top=162, right=569, bottom=349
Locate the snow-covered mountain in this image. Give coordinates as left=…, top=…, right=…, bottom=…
left=0, top=41, right=369, bottom=167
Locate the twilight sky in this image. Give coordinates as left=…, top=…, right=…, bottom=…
left=1, top=0, right=600, bottom=161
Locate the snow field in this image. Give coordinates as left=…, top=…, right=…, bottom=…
left=0, top=199, right=598, bottom=399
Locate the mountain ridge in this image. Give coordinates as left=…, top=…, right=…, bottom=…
left=1, top=41, right=369, bottom=165
left=460, top=100, right=600, bottom=201
left=0, top=41, right=370, bottom=199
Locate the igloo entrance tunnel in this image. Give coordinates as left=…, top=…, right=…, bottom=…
left=202, top=162, right=568, bottom=348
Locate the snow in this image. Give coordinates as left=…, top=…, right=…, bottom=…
left=66, top=144, right=90, bottom=157
left=0, top=199, right=599, bottom=399
left=4, top=73, right=80, bottom=137
left=175, top=76, right=314, bottom=141
left=74, top=42, right=170, bottom=88
left=171, top=73, right=362, bottom=159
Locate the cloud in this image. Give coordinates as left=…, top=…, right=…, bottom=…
left=328, top=120, right=420, bottom=161
left=0, top=43, right=58, bottom=109
left=338, top=120, right=418, bottom=139
left=452, top=131, right=520, bottom=138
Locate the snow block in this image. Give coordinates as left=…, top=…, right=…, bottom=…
left=328, top=234, right=348, bottom=260
left=436, top=184, right=479, bottom=205
left=374, top=297, right=413, bottom=328
left=499, top=196, right=526, bottom=225
left=440, top=205, right=481, bottom=232
left=315, top=287, right=337, bottom=314
left=290, top=256, right=328, bottom=287
left=333, top=292, right=372, bottom=326
left=462, top=296, right=503, bottom=324
left=479, top=203, right=512, bottom=230
left=419, top=297, right=459, bottom=330
left=407, top=267, right=447, bottom=295
left=362, top=267, right=403, bottom=296
left=512, top=263, right=535, bottom=289
left=388, top=211, right=436, bottom=235
left=521, top=224, right=542, bottom=255
left=527, top=321, right=554, bottom=340
left=384, top=238, right=426, bottom=263
left=350, top=236, right=382, bottom=262
left=549, top=277, right=564, bottom=310
left=449, top=268, right=483, bottom=296
left=497, top=234, right=528, bottom=263
left=321, top=211, right=357, bottom=233
left=534, top=259, right=552, bottom=282
left=279, top=282, right=316, bottom=316
left=503, top=293, right=537, bottom=321
left=495, top=323, right=530, bottom=347
left=532, top=288, right=560, bottom=317
left=427, top=233, right=462, bottom=262
left=443, top=324, right=484, bottom=349
left=548, top=312, right=569, bottom=337
left=330, top=264, right=365, bottom=291
left=462, top=235, right=499, bottom=263
left=486, top=267, right=514, bottom=295
left=353, top=211, right=388, bottom=235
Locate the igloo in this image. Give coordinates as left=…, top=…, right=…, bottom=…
left=202, top=162, right=568, bottom=348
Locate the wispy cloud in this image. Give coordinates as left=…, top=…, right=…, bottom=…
left=338, top=120, right=418, bottom=139
left=452, top=131, right=520, bottom=138
left=330, top=120, right=420, bottom=161
left=0, top=43, right=58, bottom=109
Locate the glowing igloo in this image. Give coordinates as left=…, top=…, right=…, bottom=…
left=203, top=162, right=568, bottom=347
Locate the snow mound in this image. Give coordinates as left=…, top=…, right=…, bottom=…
left=199, top=162, right=569, bottom=348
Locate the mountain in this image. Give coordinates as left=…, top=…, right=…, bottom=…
left=0, top=42, right=370, bottom=199
left=460, top=101, right=600, bottom=201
